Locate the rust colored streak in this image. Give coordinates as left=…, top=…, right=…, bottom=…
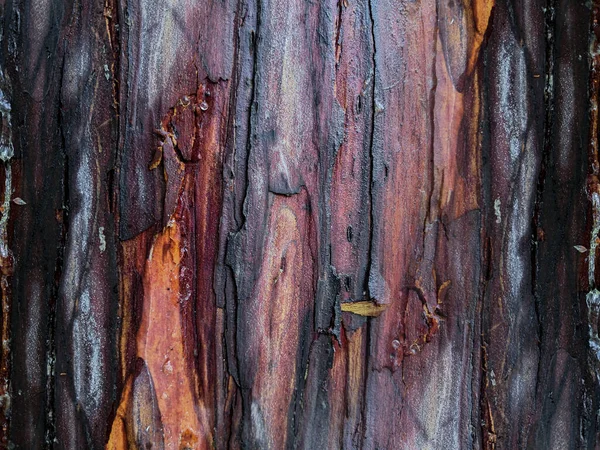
left=431, top=31, right=479, bottom=220
left=118, top=230, right=157, bottom=385
left=110, top=178, right=212, bottom=449
left=137, top=191, right=210, bottom=449
left=438, top=0, right=493, bottom=90
left=106, top=376, right=134, bottom=450
left=324, top=334, right=348, bottom=449
left=112, top=80, right=230, bottom=448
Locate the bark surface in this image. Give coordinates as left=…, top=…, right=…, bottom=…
left=0, top=0, right=598, bottom=448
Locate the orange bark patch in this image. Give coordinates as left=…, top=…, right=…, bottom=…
left=136, top=218, right=210, bottom=448
left=109, top=193, right=212, bottom=449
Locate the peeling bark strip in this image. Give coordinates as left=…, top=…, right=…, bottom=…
left=0, top=0, right=598, bottom=448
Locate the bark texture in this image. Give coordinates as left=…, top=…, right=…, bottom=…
left=0, top=0, right=598, bottom=448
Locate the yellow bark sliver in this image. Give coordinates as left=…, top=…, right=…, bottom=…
left=340, top=301, right=389, bottom=317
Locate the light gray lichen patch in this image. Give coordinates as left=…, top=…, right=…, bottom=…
left=98, top=226, right=106, bottom=253
left=494, top=198, right=501, bottom=224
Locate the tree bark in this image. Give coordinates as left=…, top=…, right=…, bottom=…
left=0, top=0, right=598, bottom=448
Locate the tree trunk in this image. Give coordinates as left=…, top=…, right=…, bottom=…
left=0, top=0, right=598, bottom=448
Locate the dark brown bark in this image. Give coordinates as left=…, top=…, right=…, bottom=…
left=0, top=0, right=598, bottom=448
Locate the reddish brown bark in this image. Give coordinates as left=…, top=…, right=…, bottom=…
left=0, top=0, right=598, bottom=448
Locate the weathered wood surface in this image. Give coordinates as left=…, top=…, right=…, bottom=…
left=0, top=0, right=598, bottom=448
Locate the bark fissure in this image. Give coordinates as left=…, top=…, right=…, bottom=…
left=365, top=0, right=377, bottom=303
left=530, top=0, right=556, bottom=408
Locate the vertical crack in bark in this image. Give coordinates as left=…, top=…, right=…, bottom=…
left=104, top=0, right=121, bottom=217
left=359, top=0, right=377, bottom=445
left=216, top=1, right=252, bottom=440
left=365, top=0, right=376, bottom=302
left=478, top=15, right=496, bottom=448
left=227, top=0, right=261, bottom=440
left=424, top=1, right=439, bottom=247
left=530, top=0, right=556, bottom=402
left=239, top=0, right=260, bottom=230
left=44, top=55, right=71, bottom=449
left=104, top=0, right=122, bottom=416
